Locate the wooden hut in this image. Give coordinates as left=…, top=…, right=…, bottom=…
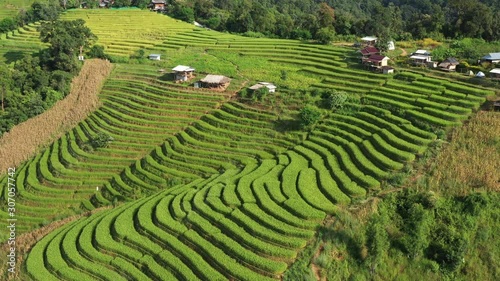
left=200, top=75, right=231, bottom=89
left=172, top=65, right=195, bottom=82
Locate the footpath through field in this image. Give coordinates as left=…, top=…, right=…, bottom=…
left=0, top=59, right=113, bottom=176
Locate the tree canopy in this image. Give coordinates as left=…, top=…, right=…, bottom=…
left=39, top=19, right=96, bottom=73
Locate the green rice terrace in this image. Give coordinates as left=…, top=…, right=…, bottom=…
left=0, top=8, right=496, bottom=280
left=0, top=0, right=33, bottom=20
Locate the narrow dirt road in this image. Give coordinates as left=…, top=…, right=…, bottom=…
left=0, top=59, right=113, bottom=175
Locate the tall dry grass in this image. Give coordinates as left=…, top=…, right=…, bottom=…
left=0, top=59, right=113, bottom=175
left=430, top=111, right=500, bottom=195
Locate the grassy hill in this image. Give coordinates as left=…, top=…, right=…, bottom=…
left=0, top=8, right=497, bottom=280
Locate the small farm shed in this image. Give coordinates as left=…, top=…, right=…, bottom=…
left=172, top=65, right=195, bottom=81
left=361, top=36, right=377, bottom=46
left=410, top=50, right=433, bottom=66
left=249, top=82, right=277, bottom=93
left=438, top=58, right=459, bottom=71
left=200, top=75, right=231, bottom=89
left=489, top=68, right=500, bottom=78
left=359, top=47, right=379, bottom=57
left=475, top=71, right=485, bottom=78
left=148, top=54, right=161, bottom=61
left=482, top=53, right=500, bottom=64
left=150, top=0, right=166, bottom=11
left=363, top=55, right=389, bottom=67
left=380, top=66, right=395, bottom=74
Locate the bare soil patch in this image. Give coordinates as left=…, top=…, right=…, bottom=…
left=0, top=59, right=113, bottom=175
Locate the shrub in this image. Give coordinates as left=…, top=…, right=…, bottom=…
left=89, top=132, right=114, bottom=149
left=320, top=90, right=348, bottom=110
left=299, top=105, right=322, bottom=128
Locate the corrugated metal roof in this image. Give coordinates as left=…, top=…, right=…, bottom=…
left=483, top=53, right=500, bottom=60
left=172, top=65, right=195, bottom=72
left=414, top=50, right=431, bottom=55
left=490, top=68, right=500, bottom=74
left=410, top=55, right=430, bottom=60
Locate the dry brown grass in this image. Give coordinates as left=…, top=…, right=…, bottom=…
left=430, top=111, right=500, bottom=195
left=0, top=59, right=113, bottom=176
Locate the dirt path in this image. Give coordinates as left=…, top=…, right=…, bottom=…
left=400, top=48, right=408, bottom=56
left=0, top=59, right=113, bottom=176
left=311, top=243, right=325, bottom=281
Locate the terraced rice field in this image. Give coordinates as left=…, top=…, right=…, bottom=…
left=0, top=0, right=33, bottom=20
left=0, top=63, right=232, bottom=233
left=61, top=8, right=195, bottom=57
left=0, top=9, right=495, bottom=281
left=0, top=22, right=45, bottom=64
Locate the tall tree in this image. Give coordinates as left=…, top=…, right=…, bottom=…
left=0, top=63, right=12, bottom=112
left=317, top=2, right=335, bottom=28
left=39, top=19, right=96, bottom=73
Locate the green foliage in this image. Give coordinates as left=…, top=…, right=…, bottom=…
left=0, top=17, right=16, bottom=33
left=320, top=90, right=348, bottom=110
left=113, top=0, right=132, bottom=8
left=87, top=45, right=108, bottom=59
left=39, top=19, right=96, bottom=73
left=172, top=4, right=195, bottom=23
left=365, top=213, right=389, bottom=270
left=299, top=105, right=321, bottom=128
left=315, top=27, right=335, bottom=44
left=89, top=132, right=113, bottom=149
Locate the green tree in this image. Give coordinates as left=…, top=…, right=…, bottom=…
left=321, top=90, right=347, bottom=110
left=29, top=0, right=61, bottom=22
left=365, top=214, right=389, bottom=273
left=317, top=2, right=335, bottom=28
left=401, top=203, right=433, bottom=258
left=299, top=105, right=321, bottom=128
left=113, top=0, right=132, bottom=8
left=173, top=4, right=195, bottom=23
left=39, top=19, right=96, bottom=73
left=87, top=45, right=107, bottom=59
left=90, top=132, right=114, bottom=149
left=315, top=27, right=335, bottom=44
left=0, top=63, right=12, bottom=112
left=0, top=18, right=17, bottom=33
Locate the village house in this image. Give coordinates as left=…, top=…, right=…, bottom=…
left=358, top=46, right=380, bottom=58
left=361, top=36, right=377, bottom=46
left=490, top=68, right=500, bottom=79
left=362, top=55, right=390, bottom=69
left=249, top=82, right=277, bottom=93
left=481, top=53, right=500, bottom=64
left=438, top=57, right=460, bottom=72
left=148, top=54, right=161, bottom=61
left=200, top=75, right=231, bottom=89
left=150, top=0, right=166, bottom=11
left=172, top=65, right=195, bottom=82
left=410, top=50, right=434, bottom=66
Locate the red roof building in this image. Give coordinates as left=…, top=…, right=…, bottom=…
left=359, top=46, right=380, bottom=57
left=363, top=55, right=389, bottom=67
